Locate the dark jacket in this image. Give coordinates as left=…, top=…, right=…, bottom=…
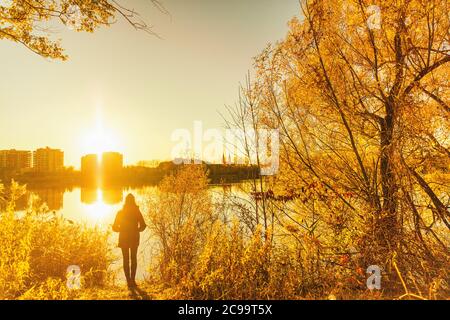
left=112, top=204, right=146, bottom=248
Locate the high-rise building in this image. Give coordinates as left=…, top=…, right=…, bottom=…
left=81, top=154, right=99, bottom=185
left=33, top=147, right=64, bottom=172
left=101, top=152, right=123, bottom=182
left=81, top=154, right=99, bottom=176
left=0, top=149, right=32, bottom=171
left=81, top=152, right=123, bottom=186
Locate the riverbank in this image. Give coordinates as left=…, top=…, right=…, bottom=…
left=0, top=162, right=259, bottom=188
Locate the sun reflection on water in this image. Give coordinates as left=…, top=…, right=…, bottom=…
left=82, top=189, right=118, bottom=224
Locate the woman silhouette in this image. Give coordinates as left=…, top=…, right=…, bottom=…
left=112, top=193, right=146, bottom=287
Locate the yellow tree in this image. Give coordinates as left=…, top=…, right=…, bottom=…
left=145, top=165, right=216, bottom=286
left=0, top=0, right=166, bottom=59
left=252, top=0, right=449, bottom=292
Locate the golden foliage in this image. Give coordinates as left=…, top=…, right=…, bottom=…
left=232, top=0, right=449, bottom=297
left=0, top=182, right=111, bottom=299
left=145, top=165, right=216, bottom=287
left=0, top=0, right=159, bottom=59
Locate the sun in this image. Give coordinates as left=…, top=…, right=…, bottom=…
left=81, top=125, right=122, bottom=160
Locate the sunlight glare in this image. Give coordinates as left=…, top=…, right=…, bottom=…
left=83, top=189, right=114, bottom=222
left=81, top=110, right=123, bottom=159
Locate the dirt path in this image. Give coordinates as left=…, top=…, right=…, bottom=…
left=76, top=282, right=161, bottom=300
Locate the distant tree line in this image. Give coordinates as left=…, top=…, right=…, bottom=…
left=0, top=162, right=259, bottom=187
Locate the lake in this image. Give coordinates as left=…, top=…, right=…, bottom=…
left=17, top=183, right=251, bottom=284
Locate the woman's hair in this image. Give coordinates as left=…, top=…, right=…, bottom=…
left=124, top=193, right=137, bottom=207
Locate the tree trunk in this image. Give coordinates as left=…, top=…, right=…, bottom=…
left=377, top=100, right=399, bottom=250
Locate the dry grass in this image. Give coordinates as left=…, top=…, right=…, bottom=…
left=0, top=181, right=111, bottom=299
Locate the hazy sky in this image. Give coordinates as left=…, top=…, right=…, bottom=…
left=0, top=0, right=299, bottom=168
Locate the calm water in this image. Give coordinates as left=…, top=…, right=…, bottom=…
left=18, top=184, right=249, bottom=283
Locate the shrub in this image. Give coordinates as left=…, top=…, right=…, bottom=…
left=0, top=181, right=111, bottom=299
left=145, top=165, right=216, bottom=287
